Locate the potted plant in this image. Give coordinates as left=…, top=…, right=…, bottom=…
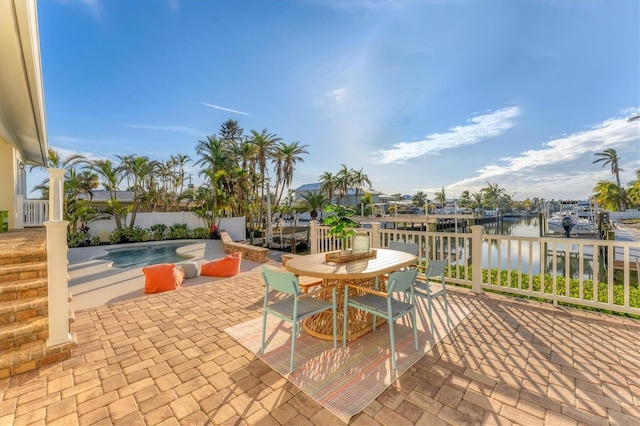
left=323, top=204, right=358, bottom=252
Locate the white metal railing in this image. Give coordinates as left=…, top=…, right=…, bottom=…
left=309, top=221, right=640, bottom=316
left=22, top=198, right=49, bottom=227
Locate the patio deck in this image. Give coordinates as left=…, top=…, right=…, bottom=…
left=1, top=265, right=639, bottom=425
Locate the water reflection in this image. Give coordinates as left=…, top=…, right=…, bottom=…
left=459, top=217, right=593, bottom=280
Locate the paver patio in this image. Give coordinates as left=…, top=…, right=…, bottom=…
left=1, top=263, right=639, bottom=425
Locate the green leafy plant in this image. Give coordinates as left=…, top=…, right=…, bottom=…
left=168, top=223, right=191, bottom=239
left=323, top=204, right=358, bottom=250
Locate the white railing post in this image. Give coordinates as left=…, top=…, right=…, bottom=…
left=471, top=225, right=483, bottom=293
left=44, top=168, right=71, bottom=347
left=310, top=220, right=318, bottom=254
left=16, top=195, right=24, bottom=228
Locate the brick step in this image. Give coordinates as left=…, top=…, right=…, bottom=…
left=0, top=309, right=76, bottom=349
left=0, top=316, right=47, bottom=350
left=0, top=261, right=48, bottom=283
left=0, top=277, right=48, bottom=302
left=0, top=332, right=78, bottom=378
left=0, top=290, right=73, bottom=325
left=0, top=251, right=47, bottom=265
left=0, top=296, right=48, bottom=325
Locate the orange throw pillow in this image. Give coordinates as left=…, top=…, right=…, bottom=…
left=142, top=263, right=185, bottom=294
left=201, top=252, right=242, bottom=277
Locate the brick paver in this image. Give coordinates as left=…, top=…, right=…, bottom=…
left=1, top=265, right=639, bottom=425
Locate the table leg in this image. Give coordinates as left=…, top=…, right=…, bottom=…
left=302, top=276, right=384, bottom=341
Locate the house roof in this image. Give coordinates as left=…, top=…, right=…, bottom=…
left=0, top=0, right=48, bottom=166
left=295, top=183, right=385, bottom=196
left=79, top=191, right=136, bottom=203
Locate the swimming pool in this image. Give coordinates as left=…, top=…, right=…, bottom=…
left=97, top=243, right=190, bottom=268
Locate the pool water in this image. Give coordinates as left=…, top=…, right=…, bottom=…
left=98, top=243, right=190, bottom=268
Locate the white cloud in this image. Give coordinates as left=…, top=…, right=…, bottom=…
left=202, top=102, right=251, bottom=117
left=372, top=106, right=522, bottom=164
left=325, top=88, right=346, bottom=103
left=122, top=124, right=206, bottom=136
left=444, top=112, right=639, bottom=198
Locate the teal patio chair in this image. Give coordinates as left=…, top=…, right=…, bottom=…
left=343, top=269, right=419, bottom=371
left=388, top=241, right=419, bottom=260
left=414, top=259, right=452, bottom=338
left=261, top=266, right=337, bottom=373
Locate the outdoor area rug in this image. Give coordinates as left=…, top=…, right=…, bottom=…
left=225, top=295, right=472, bottom=423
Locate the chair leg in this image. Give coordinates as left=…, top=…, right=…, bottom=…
left=290, top=320, right=297, bottom=374
left=388, top=318, right=396, bottom=371
left=332, top=292, right=337, bottom=350
left=412, top=307, right=419, bottom=351
left=343, top=290, right=349, bottom=347
left=427, top=295, right=436, bottom=339
left=260, top=312, right=267, bottom=354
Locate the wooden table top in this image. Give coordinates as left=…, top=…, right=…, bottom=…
left=284, top=248, right=417, bottom=280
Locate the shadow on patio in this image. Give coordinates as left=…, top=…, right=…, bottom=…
left=1, top=267, right=639, bottom=425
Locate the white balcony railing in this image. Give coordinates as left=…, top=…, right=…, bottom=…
left=309, top=221, right=640, bottom=316
left=21, top=197, right=49, bottom=227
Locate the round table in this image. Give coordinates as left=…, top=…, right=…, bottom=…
left=284, top=249, right=417, bottom=341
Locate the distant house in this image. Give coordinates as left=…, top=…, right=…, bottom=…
left=0, top=0, right=48, bottom=229
left=294, top=183, right=386, bottom=206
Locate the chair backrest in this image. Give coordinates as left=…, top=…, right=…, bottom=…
left=424, top=260, right=448, bottom=279
left=262, top=266, right=300, bottom=295
left=386, top=269, right=418, bottom=294
left=389, top=241, right=419, bottom=256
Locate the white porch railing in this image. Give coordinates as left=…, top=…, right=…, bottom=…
left=19, top=196, right=49, bottom=227
left=309, top=221, right=640, bottom=316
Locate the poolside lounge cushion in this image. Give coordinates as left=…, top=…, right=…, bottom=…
left=201, top=252, right=242, bottom=277
left=142, top=263, right=185, bottom=294
left=176, top=261, right=199, bottom=279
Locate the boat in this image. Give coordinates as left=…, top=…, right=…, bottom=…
left=547, top=212, right=595, bottom=237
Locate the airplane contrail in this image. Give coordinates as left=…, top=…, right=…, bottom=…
left=202, top=102, right=251, bottom=116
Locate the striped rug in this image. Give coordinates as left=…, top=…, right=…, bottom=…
left=225, top=296, right=471, bottom=423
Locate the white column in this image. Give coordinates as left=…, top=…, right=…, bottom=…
left=49, top=168, right=64, bottom=221
left=45, top=168, right=71, bottom=347
left=470, top=225, right=484, bottom=294
left=16, top=195, right=24, bottom=229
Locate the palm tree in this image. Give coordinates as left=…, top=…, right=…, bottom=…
left=626, top=169, right=640, bottom=208
left=350, top=168, right=371, bottom=209
left=434, top=187, right=446, bottom=206
left=413, top=191, right=427, bottom=209
left=89, top=159, right=126, bottom=229
left=471, top=192, right=483, bottom=218
left=272, top=141, right=309, bottom=208
left=335, top=164, right=352, bottom=205
left=593, top=180, right=626, bottom=211
left=319, top=171, right=337, bottom=203
left=30, top=148, right=88, bottom=198
left=299, top=191, right=328, bottom=220
left=169, top=153, right=191, bottom=196
left=593, top=148, right=626, bottom=211
left=480, top=181, right=505, bottom=210
left=249, top=129, right=282, bottom=228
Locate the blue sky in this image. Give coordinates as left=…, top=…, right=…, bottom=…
left=34, top=0, right=639, bottom=201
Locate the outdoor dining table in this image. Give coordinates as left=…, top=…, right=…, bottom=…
left=284, top=248, right=417, bottom=341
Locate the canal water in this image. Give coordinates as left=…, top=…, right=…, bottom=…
left=464, top=217, right=637, bottom=283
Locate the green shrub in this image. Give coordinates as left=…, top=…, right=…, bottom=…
left=448, top=264, right=640, bottom=317
left=192, top=227, right=210, bottom=239
left=109, top=227, right=148, bottom=244
left=68, top=230, right=93, bottom=248
left=167, top=223, right=191, bottom=240
left=149, top=224, right=168, bottom=240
